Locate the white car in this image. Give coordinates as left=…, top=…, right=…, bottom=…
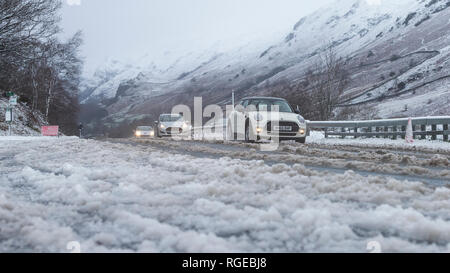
left=155, top=114, right=191, bottom=137
left=134, top=126, right=155, bottom=138
left=227, top=97, right=307, bottom=143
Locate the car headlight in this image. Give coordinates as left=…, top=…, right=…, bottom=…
left=254, top=113, right=264, bottom=121
left=160, top=124, right=165, bottom=129
left=182, top=122, right=189, bottom=129
left=150, top=131, right=155, bottom=136
left=297, top=115, right=306, bottom=124
left=135, top=131, right=141, bottom=136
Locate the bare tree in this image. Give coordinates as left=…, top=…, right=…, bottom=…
left=267, top=47, right=349, bottom=121
left=0, top=0, right=84, bottom=135
left=43, top=32, right=83, bottom=120
left=267, top=79, right=317, bottom=120
left=305, top=47, right=349, bottom=120
left=0, top=0, right=61, bottom=58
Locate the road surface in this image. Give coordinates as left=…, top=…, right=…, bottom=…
left=0, top=136, right=449, bottom=252
left=109, top=137, right=450, bottom=187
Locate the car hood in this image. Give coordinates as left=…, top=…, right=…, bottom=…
left=248, top=111, right=305, bottom=123
left=160, top=121, right=185, bottom=127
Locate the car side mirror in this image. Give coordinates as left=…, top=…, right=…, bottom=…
left=295, top=105, right=301, bottom=114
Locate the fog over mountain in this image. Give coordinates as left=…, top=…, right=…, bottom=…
left=61, top=0, right=334, bottom=74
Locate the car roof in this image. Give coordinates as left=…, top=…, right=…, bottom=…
left=240, top=97, right=288, bottom=101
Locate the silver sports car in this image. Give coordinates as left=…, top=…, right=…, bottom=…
left=155, top=114, right=191, bottom=137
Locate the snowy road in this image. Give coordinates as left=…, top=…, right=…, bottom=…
left=0, top=136, right=449, bottom=252
left=112, top=137, right=450, bottom=187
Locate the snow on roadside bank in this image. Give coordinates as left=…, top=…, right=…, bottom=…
left=308, top=131, right=450, bottom=153
left=0, top=136, right=78, bottom=142
left=0, top=138, right=449, bottom=253
left=0, top=98, right=46, bottom=136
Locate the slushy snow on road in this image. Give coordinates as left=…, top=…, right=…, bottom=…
left=0, top=137, right=449, bottom=252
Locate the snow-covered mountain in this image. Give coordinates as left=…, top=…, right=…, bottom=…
left=81, top=0, right=450, bottom=133
left=80, top=59, right=144, bottom=103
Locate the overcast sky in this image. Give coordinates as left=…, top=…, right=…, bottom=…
left=60, top=0, right=334, bottom=74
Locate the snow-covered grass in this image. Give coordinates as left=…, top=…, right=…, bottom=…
left=1, top=137, right=449, bottom=253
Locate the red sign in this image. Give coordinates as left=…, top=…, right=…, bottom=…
left=41, top=126, right=59, bottom=136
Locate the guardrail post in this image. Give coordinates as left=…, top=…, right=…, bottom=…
left=325, top=128, right=328, bottom=138
left=401, top=126, right=406, bottom=139
left=432, top=124, right=437, bottom=141
left=421, top=125, right=426, bottom=140
left=444, top=124, right=449, bottom=142
left=341, top=127, right=346, bottom=139
left=384, top=126, right=388, bottom=139
left=393, top=126, right=397, bottom=140
left=354, top=127, right=358, bottom=139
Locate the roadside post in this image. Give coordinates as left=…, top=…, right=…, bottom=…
left=5, top=106, right=13, bottom=136
left=5, top=92, right=17, bottom=136
left=232, top=90, right=235, bottom=108
left=405, top=117, right=414, bottom=144
left=78, top=123, right=83, bottom=138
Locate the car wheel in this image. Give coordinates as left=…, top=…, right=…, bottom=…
left=227, top=120, right=236, bottom=141
left=296, top=137, right=306, bottom=144
left=245, top=123, right=254, bottom=143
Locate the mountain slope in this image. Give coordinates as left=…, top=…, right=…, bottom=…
left=81, top=0, right=450, bottom=134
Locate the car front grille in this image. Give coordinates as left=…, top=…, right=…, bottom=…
left=267, top=121, right=299, bottom=132
left=166, top=128, right=182, bottom=135
left=277, top=132, right=298, bottom=137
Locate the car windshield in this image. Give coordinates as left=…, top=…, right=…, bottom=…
left=247, top=99, right=293, bottom=113
left=137, top=126, right=152, bottom=131
left=160, top=115, right=183, bottom=122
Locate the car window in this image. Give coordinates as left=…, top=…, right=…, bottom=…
left=160, top=115, right=183, bottom=122
left=247, top=99, right=293, bottom=113
left=137, top=126, right=152, bottom=130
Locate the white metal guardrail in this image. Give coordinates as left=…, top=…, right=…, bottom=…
left=307, top=116, right=450, bottom=141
